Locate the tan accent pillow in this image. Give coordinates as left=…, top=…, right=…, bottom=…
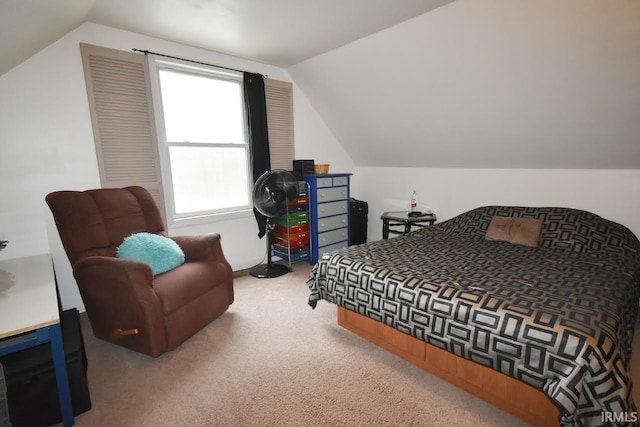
left=485, top=216, right=542, bottom=247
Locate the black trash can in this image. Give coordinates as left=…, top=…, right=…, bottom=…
left=350, top=198, right=368, bottom=245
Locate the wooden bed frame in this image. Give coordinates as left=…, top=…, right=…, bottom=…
left=337, top=306, right=561, bottom=426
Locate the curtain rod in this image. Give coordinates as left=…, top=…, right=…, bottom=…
left=131, top=48, right=266, bottom=78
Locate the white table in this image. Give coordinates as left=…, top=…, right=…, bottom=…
left=0, top=254, right=74, bottom=426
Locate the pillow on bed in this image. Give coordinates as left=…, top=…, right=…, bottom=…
left=485, top=216, right=542, bottom=248
left=117, top=232, right=185, bottom=275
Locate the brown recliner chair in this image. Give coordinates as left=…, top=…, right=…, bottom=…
left=46, top=186, right=234, bottom=357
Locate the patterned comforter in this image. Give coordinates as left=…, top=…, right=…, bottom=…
left=307, top=206, right=640, bottom=426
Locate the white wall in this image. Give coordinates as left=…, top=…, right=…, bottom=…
left=289, top=0, right=640, bottom=170
left=287, top=0, right=640, bottom=249
left=353, top=167, right=640, bottom=242
left=0, top=22, right=354, bottom=310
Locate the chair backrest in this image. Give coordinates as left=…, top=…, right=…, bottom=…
left=46, top=186, right=166, bottom=267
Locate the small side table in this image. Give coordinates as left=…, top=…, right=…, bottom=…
left=381, top=211, right=437, bottom=239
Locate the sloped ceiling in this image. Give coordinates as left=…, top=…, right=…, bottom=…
left=289, top=0, right=640, bottom=169
left=0, top=0, right=453, bottom=76
left=0, top=0, right=94, bottom=76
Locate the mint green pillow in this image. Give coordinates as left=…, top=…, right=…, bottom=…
left=117, top=232, right=185, bottom=275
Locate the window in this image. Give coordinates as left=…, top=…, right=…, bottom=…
left=152, top=60, right=252, bottom=220
left=80, top=44, right=294, bottom=226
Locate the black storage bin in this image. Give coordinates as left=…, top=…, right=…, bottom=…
left=0, top=308, right=91, bottom=427
left=0, top=363, right=9, bottom=427
left=350, top=198, right=368, bottom=245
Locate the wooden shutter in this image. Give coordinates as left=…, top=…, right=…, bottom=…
left=79, top=43, right=165, bottom=215
left=265, top=78, right=294, bottom=170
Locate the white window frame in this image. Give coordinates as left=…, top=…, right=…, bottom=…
left=148, top=57, right=253, bottom=226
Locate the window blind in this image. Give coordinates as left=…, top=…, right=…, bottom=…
left=265, top=79, right=294, bottom=170
left=79, top=43, right=166, bottom=215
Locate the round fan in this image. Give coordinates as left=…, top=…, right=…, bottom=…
left=250, top=170, right=299, bottom=278
left=252, top=170, right=298, bottom=218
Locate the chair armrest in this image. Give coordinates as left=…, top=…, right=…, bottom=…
left=171, top=233, right=229, bottom=264
left=73, top=256, right=167, bottom=356
left=171, top=233, right=235, bottom=306
left=74, top=256, right=154, bottom=286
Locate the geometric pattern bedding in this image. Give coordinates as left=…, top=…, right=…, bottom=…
left=307, top=206, right=640, bottom=427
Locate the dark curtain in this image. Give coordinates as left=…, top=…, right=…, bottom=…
left=243, top=72, right=271, bottom=238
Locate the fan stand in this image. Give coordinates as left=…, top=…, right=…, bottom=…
left=250, top=220, right=292, bottom=278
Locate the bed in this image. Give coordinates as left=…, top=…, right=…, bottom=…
left=306, top=206, right=640, bottom=426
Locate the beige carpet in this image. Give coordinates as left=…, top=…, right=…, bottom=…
left=60, top=262, right=640, bottom=427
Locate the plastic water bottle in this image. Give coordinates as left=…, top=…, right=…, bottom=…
left=410, top=190, right=418, bottom=212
